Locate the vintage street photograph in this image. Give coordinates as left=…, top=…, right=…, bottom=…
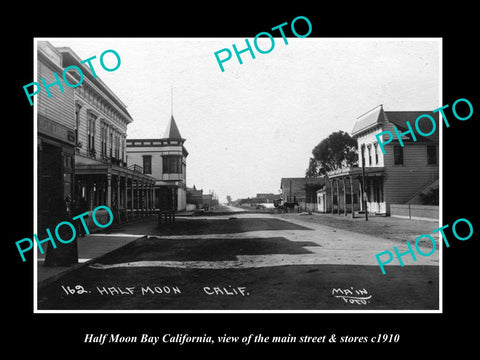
left=33, top=37, right=441, bottom=312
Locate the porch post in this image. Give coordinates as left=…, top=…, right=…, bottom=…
left=142, top=181, right=146, bottom=216
left=106, top=173, right=112, bottom=210
left=136, top=178, right=140, bottom=217
left=124, top=175, right=128, bottom=222
left=145, top=182, right=150, bottom=216
left=130, top=176, right=134, bottom=219
left=116, top=174, right=121, bottom=223
left=152, top=185, right=156, bottom=213
left=370, top=177, right=374, bottom=213
left=361, top=146, right=368, bottom=221
left=330, top=178, right=334, bottom=214
left=350, top=175, right=354, bottom=218
left=150, top=184, right=154, bottom=215
left=142, top=181, right=147, bottom=216
left=336, top=178, right=340, bottom=215
left=343, top=176, right=347, bottom=216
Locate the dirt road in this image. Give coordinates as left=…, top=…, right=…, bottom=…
left=37, top=212, right=439, bottom=311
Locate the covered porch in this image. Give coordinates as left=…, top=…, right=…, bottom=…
left=75, top=163, right=156, bottom=224
left=326, top=167, right=386, bottom=217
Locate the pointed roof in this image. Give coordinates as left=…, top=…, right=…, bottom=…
left=162, top=115, right=184, bottom=140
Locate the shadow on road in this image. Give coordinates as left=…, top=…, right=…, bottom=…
left=95, top=236, right=320, bottom=264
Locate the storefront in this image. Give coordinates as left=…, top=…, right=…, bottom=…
left=37, top=114, right=77, bottom=265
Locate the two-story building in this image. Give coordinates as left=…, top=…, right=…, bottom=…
left=37, top=42, right=78, bottom=265
left=324, top=105, right=439, bottom=216
left=126, top=115, right=188, bottom=212
left=51, top=43, right=156, bottom=224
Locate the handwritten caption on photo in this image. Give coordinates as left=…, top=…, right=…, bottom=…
left=60, top=284, right=250, bottom=297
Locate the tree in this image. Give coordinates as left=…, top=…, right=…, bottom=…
left=226, top=195, right=232, bottom=205
left=311, top=131, right=358, bottom=174
left=305, top=157, right=319, bottom=178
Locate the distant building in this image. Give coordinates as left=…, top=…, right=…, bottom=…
left=280, top=177, right=324, bottom=210
left=126, top=115, right=188, bottom=212
left=187, top=186, right=203, bottom=210
left=255, top=193, right=281, bottom=203
left=325, top=105, right=439, bottom=216
left=202, top=194, right=213, bottom=211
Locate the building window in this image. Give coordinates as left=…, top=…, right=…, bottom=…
left=121, top=136, right=125, bottom=163
left=143, top=155, right=152, bottom=174
left=100, top=122, right=107, bottom=157
left=163, top=155, right=182, bottom=174
left=427, top=145, right=437, bottom=164
left=109, top=129, right=113, bottom=158
left=75, top=104, right=81, bottom=146
left=87, top=112, right=96, bottom=156
left=367, top=145, right=372, bottom=166
left=374, top=143, right=379, bottom=164
left=114, top=133, right=119, bottom=160
left=394, top=145, right=404, bottom=165
left=361, top=144, right=366, bottom=167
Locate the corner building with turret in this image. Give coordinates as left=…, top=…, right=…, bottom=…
left=126, top=116, right=188, bottom=212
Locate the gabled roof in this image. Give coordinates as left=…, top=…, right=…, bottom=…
left=351, top=105, right=439, bottom=142
left=162, top=115, right=184, bottom=140
left=351, top=105, right=385, bottom=136
left=385, top=111, right=439, bottom=142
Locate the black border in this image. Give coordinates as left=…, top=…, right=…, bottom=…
left=6, top=4, right=479, bottom=355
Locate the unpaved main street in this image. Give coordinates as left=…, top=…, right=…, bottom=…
left=37, top=209, right=439, bottom=311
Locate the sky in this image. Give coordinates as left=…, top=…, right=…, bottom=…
left=42, top=37, right=440, bottom=202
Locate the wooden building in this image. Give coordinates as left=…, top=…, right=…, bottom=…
left=326, top=105, right=439, bottom=216
left=52, top=43, right=156, bottom=223
left=187, top=186, right=203, bottom=210
left=37, top=42, right=78, bottom=265
left=126, top=115, right=188, bottom=212
left=280, top=177, right=324, bottom=210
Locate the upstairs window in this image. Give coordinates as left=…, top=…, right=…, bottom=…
left=163, top=155, right=182, bottom=174
left=394, top=145, right=404, bottom=165
left=100, top=122, right=107, bottom=156
left=75, top=104, right=82, bottom=145
left=87, top=112, right=96, bottom=155
left=143, top=155, right=152, bottom=174
left=427, top=145, right=437, bottom=164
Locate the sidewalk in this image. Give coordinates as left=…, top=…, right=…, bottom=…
left=276, top=211, right=441, bottom=246
left=36, top=232, right=145, bottom=287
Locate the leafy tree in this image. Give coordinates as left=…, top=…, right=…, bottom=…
left=311, top=131, right=358, bottom=174
left=226, top=195, right=232, bottom=205
left=305, top=157, right=319, bottom=178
